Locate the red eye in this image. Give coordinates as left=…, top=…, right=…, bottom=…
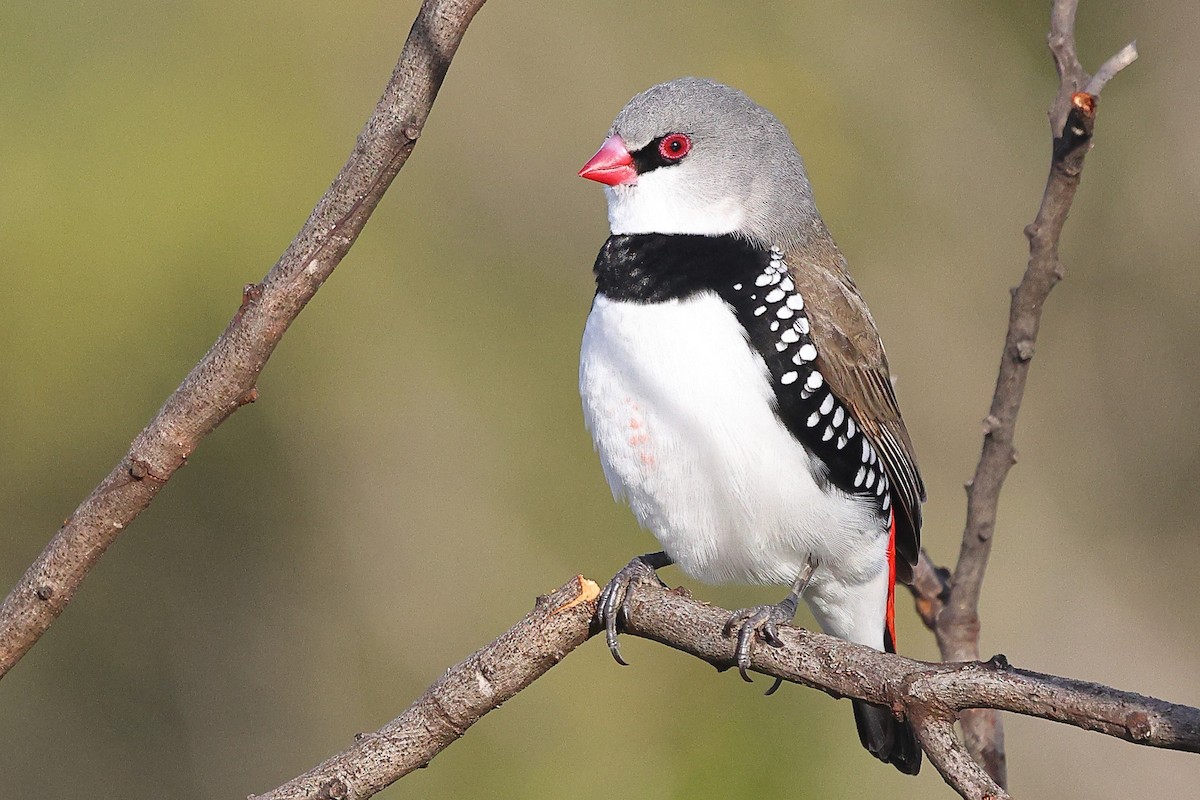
left=658, top=133, right=691, bottom=161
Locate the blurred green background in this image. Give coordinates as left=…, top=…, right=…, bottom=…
left=2, top=0, right=1197, bottom=797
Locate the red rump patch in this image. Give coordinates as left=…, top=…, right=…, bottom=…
left=884, top=507, right=898, bottom=653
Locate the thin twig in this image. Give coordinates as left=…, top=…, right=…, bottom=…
left=0, top=0, right=489, bottom=681
left=1086, top=42, right=1139, bottom=96
left=910, top=3, right=1137, bottom=786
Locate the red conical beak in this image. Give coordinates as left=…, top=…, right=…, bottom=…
left=579, top=135, right=637, bottom=186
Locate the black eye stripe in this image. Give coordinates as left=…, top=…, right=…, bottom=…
left=630, top=135, right=689, bottom=174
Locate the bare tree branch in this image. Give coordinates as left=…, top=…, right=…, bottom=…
left=910, top=707, right=1007, bottom=800
left=618, top=583, right=1198, bottom=754
left=0, top=0, right=489, bottom=681
left=2, top=1, right=1152, bottom=797
left=252, top=577, right=600, bottom=800
left=1086, top=42, right=1139, bottom=97
left=262, top=578, right=1198, bottom=800
left=908, top=2, right=1138, bottom=786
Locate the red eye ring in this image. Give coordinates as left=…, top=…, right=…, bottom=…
left=658, top=133, right=691, bottom=161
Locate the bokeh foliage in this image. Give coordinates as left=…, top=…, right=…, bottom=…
left=1, top=1, right=1197, bottom=797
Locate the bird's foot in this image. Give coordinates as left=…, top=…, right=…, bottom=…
left=723, top=556, right=816, bottom=694
left=723, top=600, right=798, bottom=690
left=597, top=552, right=672, bottom=666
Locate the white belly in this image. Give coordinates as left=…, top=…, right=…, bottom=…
left=579, top=292, right=885, bottom=587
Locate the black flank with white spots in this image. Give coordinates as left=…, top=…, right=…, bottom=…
left=594, top=233, right=891, bottom=509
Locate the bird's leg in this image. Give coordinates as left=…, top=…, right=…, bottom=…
left=597, top=551, right=674, bottom=666
left=723, top=555, right=819, bottom=692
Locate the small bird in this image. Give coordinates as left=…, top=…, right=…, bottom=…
left=577, top=78, right=924, bottom=774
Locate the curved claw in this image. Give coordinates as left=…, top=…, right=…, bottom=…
left=724, top=603, right=795, bottom=685
left=735, top=621, right=757, bottom=682
left=597, top=579, right=630, bottom=666
left=596, top=554, right=671, bottom=666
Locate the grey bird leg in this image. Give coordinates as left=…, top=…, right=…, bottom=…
left=723, top=554, right=819, bottom=693
left=597, top=551, right=674, bottom=665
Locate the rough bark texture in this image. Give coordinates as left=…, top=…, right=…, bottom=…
left=0, top=0, right=489, bottom=681
left=252, top=578, right=599, bottom=800
left=258, top=578, right=1198, bottom=800
left=908, top=1, right=1138, bottom=787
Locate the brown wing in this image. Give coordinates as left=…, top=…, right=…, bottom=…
left=786, top=240, right=925, bottom=575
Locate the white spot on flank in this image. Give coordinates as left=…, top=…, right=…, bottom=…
left=770, top=321, right=780, bottom=331
left=875, top=479, right=886, bottom=496
left=786, top=294, right=804, bottom=310
left=780, top=277, right=795, bottom=291
left=781, top=371, right=798, bottom=385
left=754, top=306, right=766, bottom=316
left=755, top=273, right=772, bottom=287
left=775, top=342, right=787, bottom=352
left=865, top=470, right=876, bottom=489
left=776, top=306, right=794, bottom=320
left=765, top=288, right=785, bottom=303
left=733, top=283, right=742, bottom=291
left=820, top=394, right=835, bottom=415
left=882, top=493, right=892, bottom=511
left=845, top=418, right=856, bottom=438
left=806, top=371, right=823, bottom=390
left=806, top=411, right=820, bottom=428
left=854, top=467, right=866, bottom=487
left=798, top=343, right=817, bottom=362
left=832, top=407, right=845, bottom=427
left=861, top=439, right=871, bottom=462
left=836, top=436, right=847, bottom=450
left=794, top=317, right=810, bottom=334
left=822, top=426, right=834, bottom=442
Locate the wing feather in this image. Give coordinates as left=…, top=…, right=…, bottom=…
left=786, top=242, right=924, bottom=572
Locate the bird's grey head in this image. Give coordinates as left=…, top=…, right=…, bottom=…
left=580, top=78, right=822, bottom=251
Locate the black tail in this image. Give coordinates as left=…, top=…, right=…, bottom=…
left=852, top=699, right=922, bottom=774
left=853, top=515, right=921, bottom=774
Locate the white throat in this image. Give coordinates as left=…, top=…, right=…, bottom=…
left=605, top=167, right=745, bottom=236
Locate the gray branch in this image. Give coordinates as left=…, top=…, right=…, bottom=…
left=908, top=1, right=1138, bottom=787
left=252, top=578, right=600, bottom=800
left=255, top=578, right=1199, bottom=800
left=0, top=0, right=490, bottom=681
